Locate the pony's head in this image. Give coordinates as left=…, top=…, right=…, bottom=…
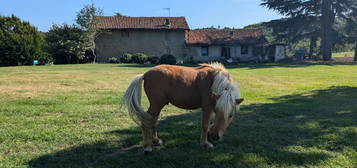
left=208, top=64, right=244, bottom=142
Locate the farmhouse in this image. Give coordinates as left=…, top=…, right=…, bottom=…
left=94, top=16, right=286, bottom=63
left=185, top=29, right=286, bottom=62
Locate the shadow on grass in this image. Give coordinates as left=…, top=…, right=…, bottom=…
left=28, top=86, right=357, bottom=168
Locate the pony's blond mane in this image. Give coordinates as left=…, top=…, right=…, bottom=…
left=199, top=62, right=229, bottom=74
left=202, top=62, right=241, bottom=121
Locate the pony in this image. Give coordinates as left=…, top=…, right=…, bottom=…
left=121, top=62, right=243, bottom=153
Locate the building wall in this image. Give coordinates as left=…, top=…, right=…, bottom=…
left=274, top=45, right=286, bottom=62
left=187, top=45, right=256, bottom=62
left=95, top=29, right=186, bottom=62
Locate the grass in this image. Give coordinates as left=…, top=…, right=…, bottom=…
left=1, top=63, right=357, bottom=168
left=333, top=52, right=355, bottom=57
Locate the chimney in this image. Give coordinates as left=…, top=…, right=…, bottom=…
left=165, top=18, right=171, bottom=27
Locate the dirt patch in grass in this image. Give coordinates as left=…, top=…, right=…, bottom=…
left=333, top=56, right=355, bottom=62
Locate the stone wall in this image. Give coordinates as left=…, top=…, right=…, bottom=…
left=95, top=29, right=186, bottom=62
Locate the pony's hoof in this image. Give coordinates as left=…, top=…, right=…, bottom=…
left=202, top=142, right=214, bottom=150
left=153, top=138, right=163, bottom=146
left=143, top=146, right=153, bottom=154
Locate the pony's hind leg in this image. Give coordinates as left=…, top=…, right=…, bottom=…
left=149, top=103, right=166, bottom=145
left=142, top=77, right=168, bottom=152
left=152, top=126, right=163, bottom=146
left=142, top=102, right=166, bottom=152
left=142, top=127, right=154, bottom=153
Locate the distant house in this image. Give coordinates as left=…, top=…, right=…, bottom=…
left=94, top=16, right=286, bottom=63
left=94, top=16, right=189, bottom=62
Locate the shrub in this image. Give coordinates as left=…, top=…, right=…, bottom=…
left=108, top=57, right=119, bottom=63
left=160, top=54, right=176, bottom=65
left=148, top=57, right=160, bottom=64
left=132, top=53, right=149, bottom=64
left=120, top=53, right=132, bottom=63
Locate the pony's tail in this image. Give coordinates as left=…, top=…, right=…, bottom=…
left=121, top=74, right=155, bottom=128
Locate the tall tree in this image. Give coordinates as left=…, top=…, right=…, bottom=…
left=245, top=16, right=321, bottom=59
left=0, top=15, right=48, bottom=66
left=261, top=0, right=357, bottom=61
left=345, top=9, right=357, bottom=61
left=321, top=0, right=334, bottom=60
left=268, top=17, right=320, bottom=59
left=45, top=24, right=86, bottom=64
left=334, top=6, right=357, bottom=61
left=76, top=4, right=103, bottom=63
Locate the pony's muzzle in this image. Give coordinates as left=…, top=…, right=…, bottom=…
left=208, top=132, right=220, bottom=142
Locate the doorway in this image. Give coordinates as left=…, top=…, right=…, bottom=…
left=221, top=47, right=231, bottom=59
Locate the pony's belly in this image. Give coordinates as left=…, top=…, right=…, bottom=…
left=168, top=95, right=202, bottom=110
left=171, top=102, right=201, bottom=110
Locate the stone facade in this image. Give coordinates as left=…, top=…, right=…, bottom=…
left=95, top=29, right=186, bottom=62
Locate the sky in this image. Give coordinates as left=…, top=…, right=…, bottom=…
left=0, top=0, right=284, bottom=32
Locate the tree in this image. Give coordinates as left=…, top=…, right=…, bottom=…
left=0, top=15, right=48, bottom=66
left=345, top=9, right=357, bottom=61
left=320, top=0, right=334, bottom=60
left=244, top=23, right=276, bottom=42
left=334, top=6, right=357, bottom=61
left=114, top=12, right=125, bottom=17
left=261, top=0, right=357, bottom=61
left=245, top=17, right=321, bottom=59
left=346, top=15, right=357, bottom=61
left=45, top=24, right=86, bottom=64
left=76, top=4, right=103, bottom=63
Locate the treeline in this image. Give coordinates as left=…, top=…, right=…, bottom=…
left=0, top=4, right=102, bottom=66
left=1, top=2, right=356, bottom=66
left=246, top=0, right=356, bottom=61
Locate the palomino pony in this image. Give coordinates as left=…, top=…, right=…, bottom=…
left=121, top=62, right=243, bottom=152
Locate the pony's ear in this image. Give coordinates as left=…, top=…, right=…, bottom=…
left=211, top=92, right=220, bottom=100
left=236, top=98, right=244, bottom=104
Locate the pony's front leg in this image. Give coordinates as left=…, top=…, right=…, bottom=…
left=200, top=107, right=214, bottom=149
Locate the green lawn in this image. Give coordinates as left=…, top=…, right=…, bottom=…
left=333, top=52, right=355, bottom=57
left=1, top=63, right=357, bottom=168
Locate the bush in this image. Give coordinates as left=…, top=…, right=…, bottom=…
left=108, top=57, right=119, bottom=63
left=148, top=57, right=160, bottom=64
left=160, top=54, right=176, bottom=65
left=120, top=53, right=132, bottom=63
left=132, top=53, right=149, bottom=64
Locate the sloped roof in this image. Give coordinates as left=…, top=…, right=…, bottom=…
left=185, top=29, right=267, bottom=45
left=94, top=16, right=189, bottom=30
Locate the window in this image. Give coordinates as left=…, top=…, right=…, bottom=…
left=201, top=46, right=208, bottom=56
left=241, top=45, right=249, bottom=55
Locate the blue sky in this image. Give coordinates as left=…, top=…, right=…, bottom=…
left=0, top=0, right=283, bottom=32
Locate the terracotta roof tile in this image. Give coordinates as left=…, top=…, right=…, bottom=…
left=185, top=29, right=267, bottom=45
left=94, top=16, right=189, bottom=30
